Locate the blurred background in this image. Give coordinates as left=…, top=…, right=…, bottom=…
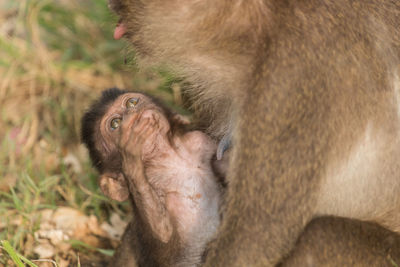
left=0, top=0, right=182, bottom=265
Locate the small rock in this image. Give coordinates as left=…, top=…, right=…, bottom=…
left=33, top=241, right=55, bottom=258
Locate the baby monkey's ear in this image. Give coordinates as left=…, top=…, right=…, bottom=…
left=100, top=173, right=129, bottom=202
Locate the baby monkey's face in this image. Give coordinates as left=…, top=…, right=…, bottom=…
left=98, top=92, right=170, bottom=155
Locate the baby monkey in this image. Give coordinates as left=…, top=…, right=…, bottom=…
left=81, top=88, right=220, bottom=266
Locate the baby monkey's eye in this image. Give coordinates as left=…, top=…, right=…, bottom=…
left=110, top=118, right=122, bottom=130
left=126, top=97, right=139, bottom=108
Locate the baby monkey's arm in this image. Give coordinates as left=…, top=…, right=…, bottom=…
left=119, top=112, right=173, bottom=243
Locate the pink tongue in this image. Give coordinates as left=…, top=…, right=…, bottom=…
left=114, top=23, right=127, bottom=40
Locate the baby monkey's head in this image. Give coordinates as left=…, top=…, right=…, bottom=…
left=81, top=88, right=181, bottom=173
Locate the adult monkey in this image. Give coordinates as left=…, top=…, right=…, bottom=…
left=108, top=1, right=400, bottom=266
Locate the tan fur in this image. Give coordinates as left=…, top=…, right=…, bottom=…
left=108, top=0, right=400, bottom=265
left=318, top=124, right=400, bottom=232
left=113, top=216, right=400, bottom=267
left=280, top=217, right=400, bottom=267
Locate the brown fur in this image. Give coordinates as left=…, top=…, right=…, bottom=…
left=113, top=217, right=400, bottom=267
left=108, top=1, right=400, bottom=265
left=280, top=217, right=400, bottom=267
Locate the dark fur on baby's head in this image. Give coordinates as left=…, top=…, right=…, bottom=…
left=81, top=88, right=127, bottom=172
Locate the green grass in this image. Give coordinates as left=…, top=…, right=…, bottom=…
left=0, top=0, right=181, bottom=265
left=1, top=241, right=39, bottom=267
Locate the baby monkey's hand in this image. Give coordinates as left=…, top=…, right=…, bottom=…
left=119, top=111, right=159, bottom=161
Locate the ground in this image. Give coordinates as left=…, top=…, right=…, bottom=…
left=0, top=1, right=183, bottom=266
